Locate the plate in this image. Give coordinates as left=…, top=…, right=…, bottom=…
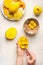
left=23, top=18, right=40, bottom=35
left=1, top=0, right=25, bottom=21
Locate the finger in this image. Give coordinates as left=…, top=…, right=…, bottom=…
left=26, top=55, right=36, bottom=65
left=28, top=61, right=35, bottom=65
left=26, top=50, right=36, bottom=64
left=26, top=50, right=36, bottom=61
left=16, top=43, right=18, bottom=49
left=29, top=50, right=36, bottom=61
left=16, top=43, right=21, bottom=50
left=16, top=43, right=17, bottom=45
left=26, top=50, right=31, bottom=56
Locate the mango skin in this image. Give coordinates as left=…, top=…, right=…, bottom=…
left=5, top=27, right=17, bottom=40
left=33, top=6, right=42, bottom=16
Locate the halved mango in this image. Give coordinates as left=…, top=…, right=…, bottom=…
left=18, top=36, right=28, bottom=49
left=5, top=27, right=17, bottom=40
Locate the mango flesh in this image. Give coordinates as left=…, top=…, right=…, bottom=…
left=3, top=6, right=9, bottom=16
left=7, top=14, right=13, bottom=19
left=18, top=36, right=28, bottom=49
left=20, top=2, right=25, bottom=9
left=4, top=0, right=13, bottom=8
left=28, top=21, right=37, bottom=30
left=14, top=0, right=21, bottom=2
left=5, top=28, right=17, bottom=40
left=3, top=0, right=25, bottom=20
left=14, top=8, right=24, bottom=20
left=9, top=2, right=20, bottom=13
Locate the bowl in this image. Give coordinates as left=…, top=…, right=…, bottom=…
left=23, top=18, right=39, bottom=35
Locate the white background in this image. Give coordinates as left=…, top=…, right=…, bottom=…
left=0, top=0, right=43, bottom=65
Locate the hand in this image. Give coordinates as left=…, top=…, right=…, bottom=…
left=16, top=43, right=25, bottom=56
left=26, top=50, right=36, bottom=65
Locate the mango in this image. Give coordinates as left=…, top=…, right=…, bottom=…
left=4, top=0, right=13, bottom=8
left=14, top=8, right=24, bottom=20
left=5, top=27, right=17, bottom=40
left=9, top=2, right=20, bottom=13
left=18, top=36, right=28, bottom=49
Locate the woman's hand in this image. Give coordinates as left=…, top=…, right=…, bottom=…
left=16, top=43, right=25, bottom=65
left=16, top=43, right=25, bottom=56
left=26, top=50, right=36, bottom=65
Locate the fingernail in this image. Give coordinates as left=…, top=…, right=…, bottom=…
left=26, top=53, right=28, bottom=56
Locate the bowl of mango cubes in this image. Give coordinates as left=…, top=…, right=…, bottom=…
left=23, top=18, right=39, bottom=35
left=1, top=0, right=25, bottom=21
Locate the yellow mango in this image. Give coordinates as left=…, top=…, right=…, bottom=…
left=30, top=21, right=37, bottom=27
left=3, top=6, right=9, bottom=16
left=4, top=0, right=13, bottom=8
left=20, top=2, right=25, bottom=9
left=5, top=27, right=17, bottom=40
left=9, top=2, right=20, bottom=13
left=7, top=13, right=13, bottom=19
left=18, top=36, right=28, bottom=49
left=14, top=8, right=24, bottom=20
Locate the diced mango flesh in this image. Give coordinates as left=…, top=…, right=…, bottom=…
left=18, top=36, right=28, bottom=49
left=28, top=21, right=37, bottom=30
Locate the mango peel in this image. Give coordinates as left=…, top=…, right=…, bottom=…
left=5, top=27, right=17, bottom=40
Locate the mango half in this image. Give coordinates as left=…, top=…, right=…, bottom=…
left=5, top=27, right=17, bottom=40
left=18, top=36, right=28, bottom=49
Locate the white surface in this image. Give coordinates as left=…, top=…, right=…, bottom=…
left=0, top=0, right=43, bottom=65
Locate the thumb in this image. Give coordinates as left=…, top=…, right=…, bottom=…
left=26, top=50, right=31, bottom=56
